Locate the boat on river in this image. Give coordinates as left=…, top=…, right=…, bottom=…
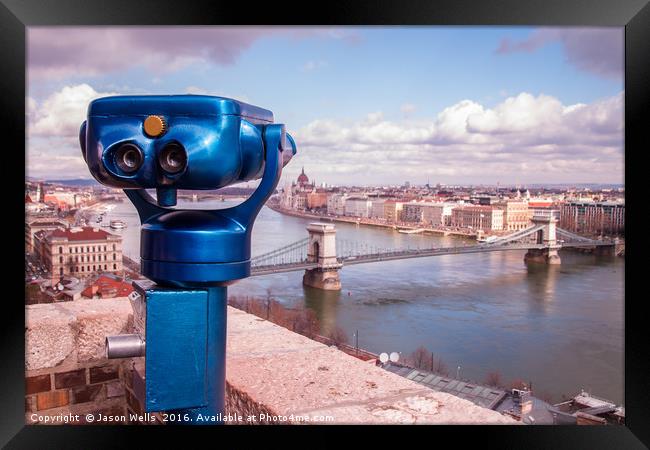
left=109, top=220, right=127, bottom=229
left=398, top=228, right=425, bottom=234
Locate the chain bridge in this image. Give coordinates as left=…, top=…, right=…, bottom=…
left=250, top=210, right=619, bottom=290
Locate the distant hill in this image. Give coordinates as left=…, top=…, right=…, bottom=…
left=525, top=183, right=624, bottom=190
left=177, top=187, right=257, bottom=196
left=45, top=178, right=100, bottom=187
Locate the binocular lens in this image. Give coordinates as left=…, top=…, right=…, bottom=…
left=115, top=144, right=143, bottom=174
left=159, top=143, right=187, bottom=174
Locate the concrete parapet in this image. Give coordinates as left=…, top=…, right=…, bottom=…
left=25, top=299, right=516, bottom=424
left=26, top=298, right=133, bottom=371
left=25, top=298, right=134, bottom=424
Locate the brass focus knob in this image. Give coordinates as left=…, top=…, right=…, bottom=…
left=143, top=115, right=167, bottom=137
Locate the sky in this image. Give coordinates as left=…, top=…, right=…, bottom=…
left=26, top=26, right=624, bottom=186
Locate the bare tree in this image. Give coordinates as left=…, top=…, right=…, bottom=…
left=485, top=371, right=503, bottom=388
left=408, top=346, right=433, bottom=370
left=327, top=327, right=349, bottom=347
left=510, top=378, right=528, bottom=390
left=264, top=288, right=273, bottom=319
left=268, top=299, right=285, bottom=323
left=226, top=292, right=322, bottom=340
left=432, top=356, right=449, bottom=376
left=294, top=309, right=320, bottom=338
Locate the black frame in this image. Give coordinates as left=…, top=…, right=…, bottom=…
left=2, top=0, right=647, bottom=447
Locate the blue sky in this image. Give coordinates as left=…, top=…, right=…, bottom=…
left=27, top=26, right=624, bottom=186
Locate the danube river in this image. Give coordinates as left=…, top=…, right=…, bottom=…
left=102, top=198, right=624, bottom=405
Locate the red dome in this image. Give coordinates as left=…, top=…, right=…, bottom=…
left=297, top=167, right=309, bottom=185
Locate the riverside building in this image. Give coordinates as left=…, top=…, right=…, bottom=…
left=451, top=206, right=504, bottom=232
left=327, top=193, right=348, bottom=216
left=25, top=218, right=68, bottom=253
left=34, top=226, right=123, bottom=284
left=344, top=197, right=373, bottom=218
left=559, top=201, right=625, bottom=236
left=496, top=200, right=530, bottom=231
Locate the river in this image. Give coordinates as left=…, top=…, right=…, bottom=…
left=100, top=197, right=625, bottom=405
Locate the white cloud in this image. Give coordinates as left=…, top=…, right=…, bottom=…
left=26, top=97, right=37, bottom=115
left=27, top=84, right=119, bottom=179
left=29, top=84, right=118, bottom=137
left=291, top=92, right=624, bottom=184
left=466, top=93, right=562, bottom=134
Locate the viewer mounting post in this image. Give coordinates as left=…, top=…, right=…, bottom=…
left=80, top=95, right=296, bottom=424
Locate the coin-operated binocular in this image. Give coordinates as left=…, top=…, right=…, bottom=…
left=79, top=95, right=296, bottom=424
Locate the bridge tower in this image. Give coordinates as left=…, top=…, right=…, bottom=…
left=524, top=210, right=561, bottom=265
left=303, top=223, right=342, bottom=290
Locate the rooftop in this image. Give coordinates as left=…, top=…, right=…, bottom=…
left=456, top=205, right=498, bottom=211
left=28, top=220, right=67, bottom=227
left=382, top=363, right=507, bottom=410
left=47, top=226, right=119, bottom=242
left=81, top=275, right=135, bottom=299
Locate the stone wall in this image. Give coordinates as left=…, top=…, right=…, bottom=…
left=25, top=298, right=133, bottom=424
left=26, top=298, right=516, bottom=425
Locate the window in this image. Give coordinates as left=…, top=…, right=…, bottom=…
left=86, top=246, right=90, bottom=253
left=59, top=256, right=63, bottom=263
left=113, top=263, right=117, bottom=270
left=103, top=246, right=106, bottom=251
left=87, top=266, right=90, bottom=272
left=81, top=266, right=84, bottom=272
left=69, top=248, right=72, bottom=253
left=113, top=253, right=116, bottom=260
left=59, top=246, right=62, bottom=254
left=113, top=244, right=116, bottom=251
left=75, top=256, right=78, bottom=262
left=92, top=246, right=95, bottom=252
left=104, top=255, right=107, bottom=261
left=104, top=264, right=107, bottom=270
left=93, top=265, right=96, bottom=271
left=60, top=267, right=63, bottom=275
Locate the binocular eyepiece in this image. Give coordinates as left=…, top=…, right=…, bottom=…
left=112, top=141, right=187, bottom=176
left=114, top=143, right=145, bottom=174
left=158, top=142, right=187, bottom=174
left=80, top=95, right=296, bottom=199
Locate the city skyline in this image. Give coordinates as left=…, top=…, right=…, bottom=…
left=27, top=26, right=624, bottom=185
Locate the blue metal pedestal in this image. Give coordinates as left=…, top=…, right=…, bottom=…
left=174, top=287, right=228, bottom=424
left=130, top=282, right=228, bottom=424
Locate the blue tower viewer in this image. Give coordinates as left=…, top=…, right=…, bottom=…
left=79, top=95, right=296, bottom=424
